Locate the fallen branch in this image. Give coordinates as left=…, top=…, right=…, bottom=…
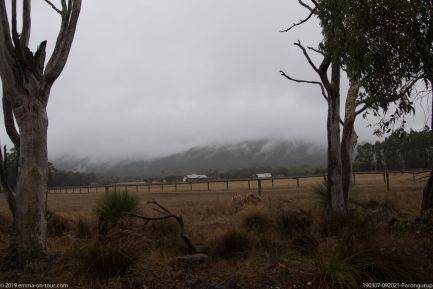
left=124, top=200, right=197, bottom=253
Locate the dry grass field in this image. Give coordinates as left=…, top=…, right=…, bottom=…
left=0, top=172, right=432, bottom=289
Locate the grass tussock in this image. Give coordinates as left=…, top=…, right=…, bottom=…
left=275, top=209, right=312, bottom=239
left=75, top=217, right=93, bottom=239
left=46, top=210, right=70, bottom=236
left=77, top=238, right=139, bottom=278
left=212, top=229, right=253, bottom=259
left=95, top=191, right=139, bottom=223
left=242, top=210, right=270, bottom=233
left=312, top=180, right=327, bottom=209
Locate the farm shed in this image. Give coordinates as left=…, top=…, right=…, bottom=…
left=256, top=173, right=272, bottom=179
left=183, top=174, right=209, bottom=182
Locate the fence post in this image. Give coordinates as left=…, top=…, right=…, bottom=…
left=161, top=184, right=164, bottom=192
left=207, top=182, right=210, bottom=191
left=226, top=180, right=229, bottom=191
left=258, top=179, right=262, bottom=196
left=190, top=182, right=193, bottom=191
left=271, top=178, right=274, bottom=189
left=383, top=170, right=386, bottom=183
left=248, top=180, right=251, bottom=190
left=296, top=177, right=300, bottom=188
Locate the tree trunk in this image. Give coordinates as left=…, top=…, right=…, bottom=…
left=11, top=95, right=49, bottom=270
left=326, top=64, right=346, bottom=213
left=341, top=80, right=360, bottom=206
left=422, top=78, right=433, bottom=211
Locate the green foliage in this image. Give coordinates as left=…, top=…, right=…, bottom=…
left=95, top=191, right=139, bottom=223
left=316, top=0, right=432, bottom=135
left=355, top=128, right=433, bottom=170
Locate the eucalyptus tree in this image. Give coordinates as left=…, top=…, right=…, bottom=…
left=281, top=0, right=364, bottom=213
left=316, top=0, right=432, bottom=210
left=0, top=0, right=81, bottom=270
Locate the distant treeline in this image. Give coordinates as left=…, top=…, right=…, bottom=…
left=355, top=128, right=433, bottom=171
left=5, top=149, right=119, bottom=188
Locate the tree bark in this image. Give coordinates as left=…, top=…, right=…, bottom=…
left=326, top=63, right=346, bottom=213
left=422, top=78, right=433, bottom=211
left=9, top=90, right=49, bottom=270
left=341, top=80, right=360, bottom=206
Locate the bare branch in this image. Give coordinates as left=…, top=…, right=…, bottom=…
left=125, top=200, right=198, bottom=253
left=0, top=0, right=14, bottom=54
left=2, top=94, right=20, bottom=150
left=280, top=7, right=316, bottom=33
left=298, top=0, right=314, bottom=12
left=44, top=0, right=82, bottom=85
left=317, top=55, right=332, bottom=92
left=43, top=0, right=62, bottom=15
left=21, top=0, right=31, bottom=46
left=280, top=70, right=328, bottom=101
left=308, top=46, right=325, bottom=56
left=294, top=41, right=319, bottom=73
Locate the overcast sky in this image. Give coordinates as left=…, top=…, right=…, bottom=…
left=0, top=0, right=431, bottom=161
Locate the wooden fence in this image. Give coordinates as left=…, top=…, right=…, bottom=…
left=47, top=169, right=432, bottom=195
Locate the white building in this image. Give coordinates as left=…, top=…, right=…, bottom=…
left=256, top=173, right=272, bottom=179
left=182, top=174, right=209, bottom=182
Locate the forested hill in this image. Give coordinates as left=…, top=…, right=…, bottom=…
left=53, top=139, right=326, bottom=178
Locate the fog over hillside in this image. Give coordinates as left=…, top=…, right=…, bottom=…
left=52, top=139, right=326, bottom=178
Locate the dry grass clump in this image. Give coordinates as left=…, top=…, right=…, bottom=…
left=212, top=229, right=253, bottom=259
left=77, top=238, right=139, bottom=278
left=275, top=209, right=312, bottom=239
left=75, top=217, right=93, bottom=239
left=242, top=210, right=270, bottom=233
left=46, top=210, right=70, bottom=236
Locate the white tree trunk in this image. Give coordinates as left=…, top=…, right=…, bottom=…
left=341, top=80, right=360, bottom=206
left=13, top=96, right=49, bottom=270
left=326, top=64, right=346, bottom=213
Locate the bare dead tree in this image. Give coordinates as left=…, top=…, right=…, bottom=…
left=0, top=0, right=81, bottom=271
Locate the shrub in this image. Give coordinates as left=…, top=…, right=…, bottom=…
left=213, top=229, right=252, bottom=259
left=78, top=239, right=138, bottom=278
left=275, top=209, right=312, bottom=239
left=242, top=210, right=270, bottom=233
left=46, top=210, right=70, bottom=236
left=95, top=191, right=139, bottom=223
